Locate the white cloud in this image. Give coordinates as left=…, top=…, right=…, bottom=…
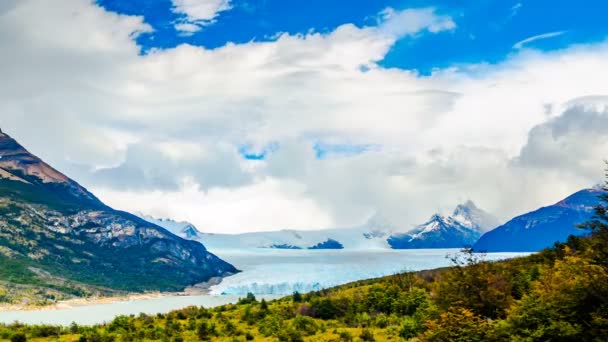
left=513, top=31, right=566, bottom=49
left=378, top=7, right=455, bottom=37
left=94, top=178, right=333, bottom=234
left=1, top=0, right=607, bottom=232
left=172, top=0, right=232, bottom=33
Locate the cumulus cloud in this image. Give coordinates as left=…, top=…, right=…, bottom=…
left=378, top=7, right=455, bottom=37
left=172, top=0, right=232, bottom=33
left=0, top=0, right=607, bottom=232
left=516, top=99, right=608, bottom=179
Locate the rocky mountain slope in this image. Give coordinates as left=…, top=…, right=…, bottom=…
left=473, top=188, right=602, bottom=252
left=0, top=130, right=237, bottom=303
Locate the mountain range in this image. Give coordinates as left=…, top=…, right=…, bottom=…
left=140, top=201, right=500, bottom=250
left=0, top=127, right=603, bottom=306
left=0, top=130, right=237, bottom=302
left=142, top=188, right=604, bottom=253
left=138, top=213, right=392, bottom=250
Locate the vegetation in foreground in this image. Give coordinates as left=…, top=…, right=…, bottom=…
left=1, top=178, right=607, bottom=341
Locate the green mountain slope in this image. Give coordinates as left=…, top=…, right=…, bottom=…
left=0, top=130, right=237, bottom=304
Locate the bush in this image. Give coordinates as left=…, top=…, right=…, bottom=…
left=422, top=308, right=490, bottom=342
left=338, top=330, right=353, bottom=342
left=292, top=315, right=318, bottom=335
left=359, top=328, right=375, bottom=341
left=10, top=333, right=26, bottom=342
left=197, top=321, right=216, bottom=341
left=312, top=299, right=342, bottom=319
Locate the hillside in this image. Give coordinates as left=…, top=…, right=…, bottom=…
left=1, top=184, right=607, bottom=341
left=0, top=131, right=237, bottom=305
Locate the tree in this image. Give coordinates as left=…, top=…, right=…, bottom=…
left=197, top=321, right=216, bottom=341
left=238, top=292, right=257, bottom=305
left=434, top=249, right=513, bottom=319
left=578, top=162, right=608, bottom=265
left=422, top=308, right=491, bottom=342
left=260, top=298, right=268, bottom=311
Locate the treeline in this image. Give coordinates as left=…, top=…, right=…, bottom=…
left=1, top=185, right=607, bottom=341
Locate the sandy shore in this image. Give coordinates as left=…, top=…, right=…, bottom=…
left=0, top=276, right=225, bottom=312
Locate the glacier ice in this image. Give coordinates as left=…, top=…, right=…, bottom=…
left=209, top=249, right=529, bottom=295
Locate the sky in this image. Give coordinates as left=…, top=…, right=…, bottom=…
left=0, top=0, right=607, bottom=233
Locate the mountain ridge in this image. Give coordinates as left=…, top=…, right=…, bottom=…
left=473, top=188, right=602, bottom=252
left=0, top=130, right=237, bottom=304
left=139, top=201, right=499, bottom=250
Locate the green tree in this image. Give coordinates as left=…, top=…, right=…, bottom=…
left=578, top=163, right=608, bottom=264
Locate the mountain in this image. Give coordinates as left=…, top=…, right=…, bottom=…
left=139, top=214, right=396, bottom=250
left=140, top=203, right=498, bottom=251
left=388, top=201, right=499, bottom=249
left=0, top=130, right=237, bottom=301
left=473, top=188, right=602, bottom=252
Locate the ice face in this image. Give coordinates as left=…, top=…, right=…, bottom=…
left=208, top=249, right=529, bottom=295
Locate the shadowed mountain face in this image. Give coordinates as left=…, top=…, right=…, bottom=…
left=473, top=188, right=602, bottom=252
left=0, top=130, right=237, bottom=294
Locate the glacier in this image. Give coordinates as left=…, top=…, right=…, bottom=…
left=208, top=248, right=529, bottom=295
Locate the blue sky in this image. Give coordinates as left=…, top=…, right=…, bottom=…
left=98, top=0, right=608, bottom=74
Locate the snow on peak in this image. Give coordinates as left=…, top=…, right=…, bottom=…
left=451, top=201, right=499, bottom=232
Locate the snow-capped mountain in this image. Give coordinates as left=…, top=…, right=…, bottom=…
left=137, top=214, right=398, bottom=250
left=473, top=188, right=602, bottom=252
left=138, top=202, right=498, bottom=251
left=388, top=201, right=499, bottom=249
left=452, top=200, right=500, bottom=233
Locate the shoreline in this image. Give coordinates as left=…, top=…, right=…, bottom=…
left=0, top=276, right=225, bottom=312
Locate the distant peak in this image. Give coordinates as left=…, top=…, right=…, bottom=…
left=451, top=200, right=499, bottom=231
left=453, top=200, right=478, bottom=213
left=428, top=213, right=446, bottom=222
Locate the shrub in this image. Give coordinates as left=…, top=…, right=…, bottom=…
left=10, top=333, right=26, bottom=342
left=359, top=328, right=375, bottom=341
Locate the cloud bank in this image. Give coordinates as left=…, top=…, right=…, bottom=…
left=0, top=0, right=607, bottom=233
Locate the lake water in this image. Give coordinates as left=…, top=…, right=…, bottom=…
left=0, top=248, right=528, bottom=325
